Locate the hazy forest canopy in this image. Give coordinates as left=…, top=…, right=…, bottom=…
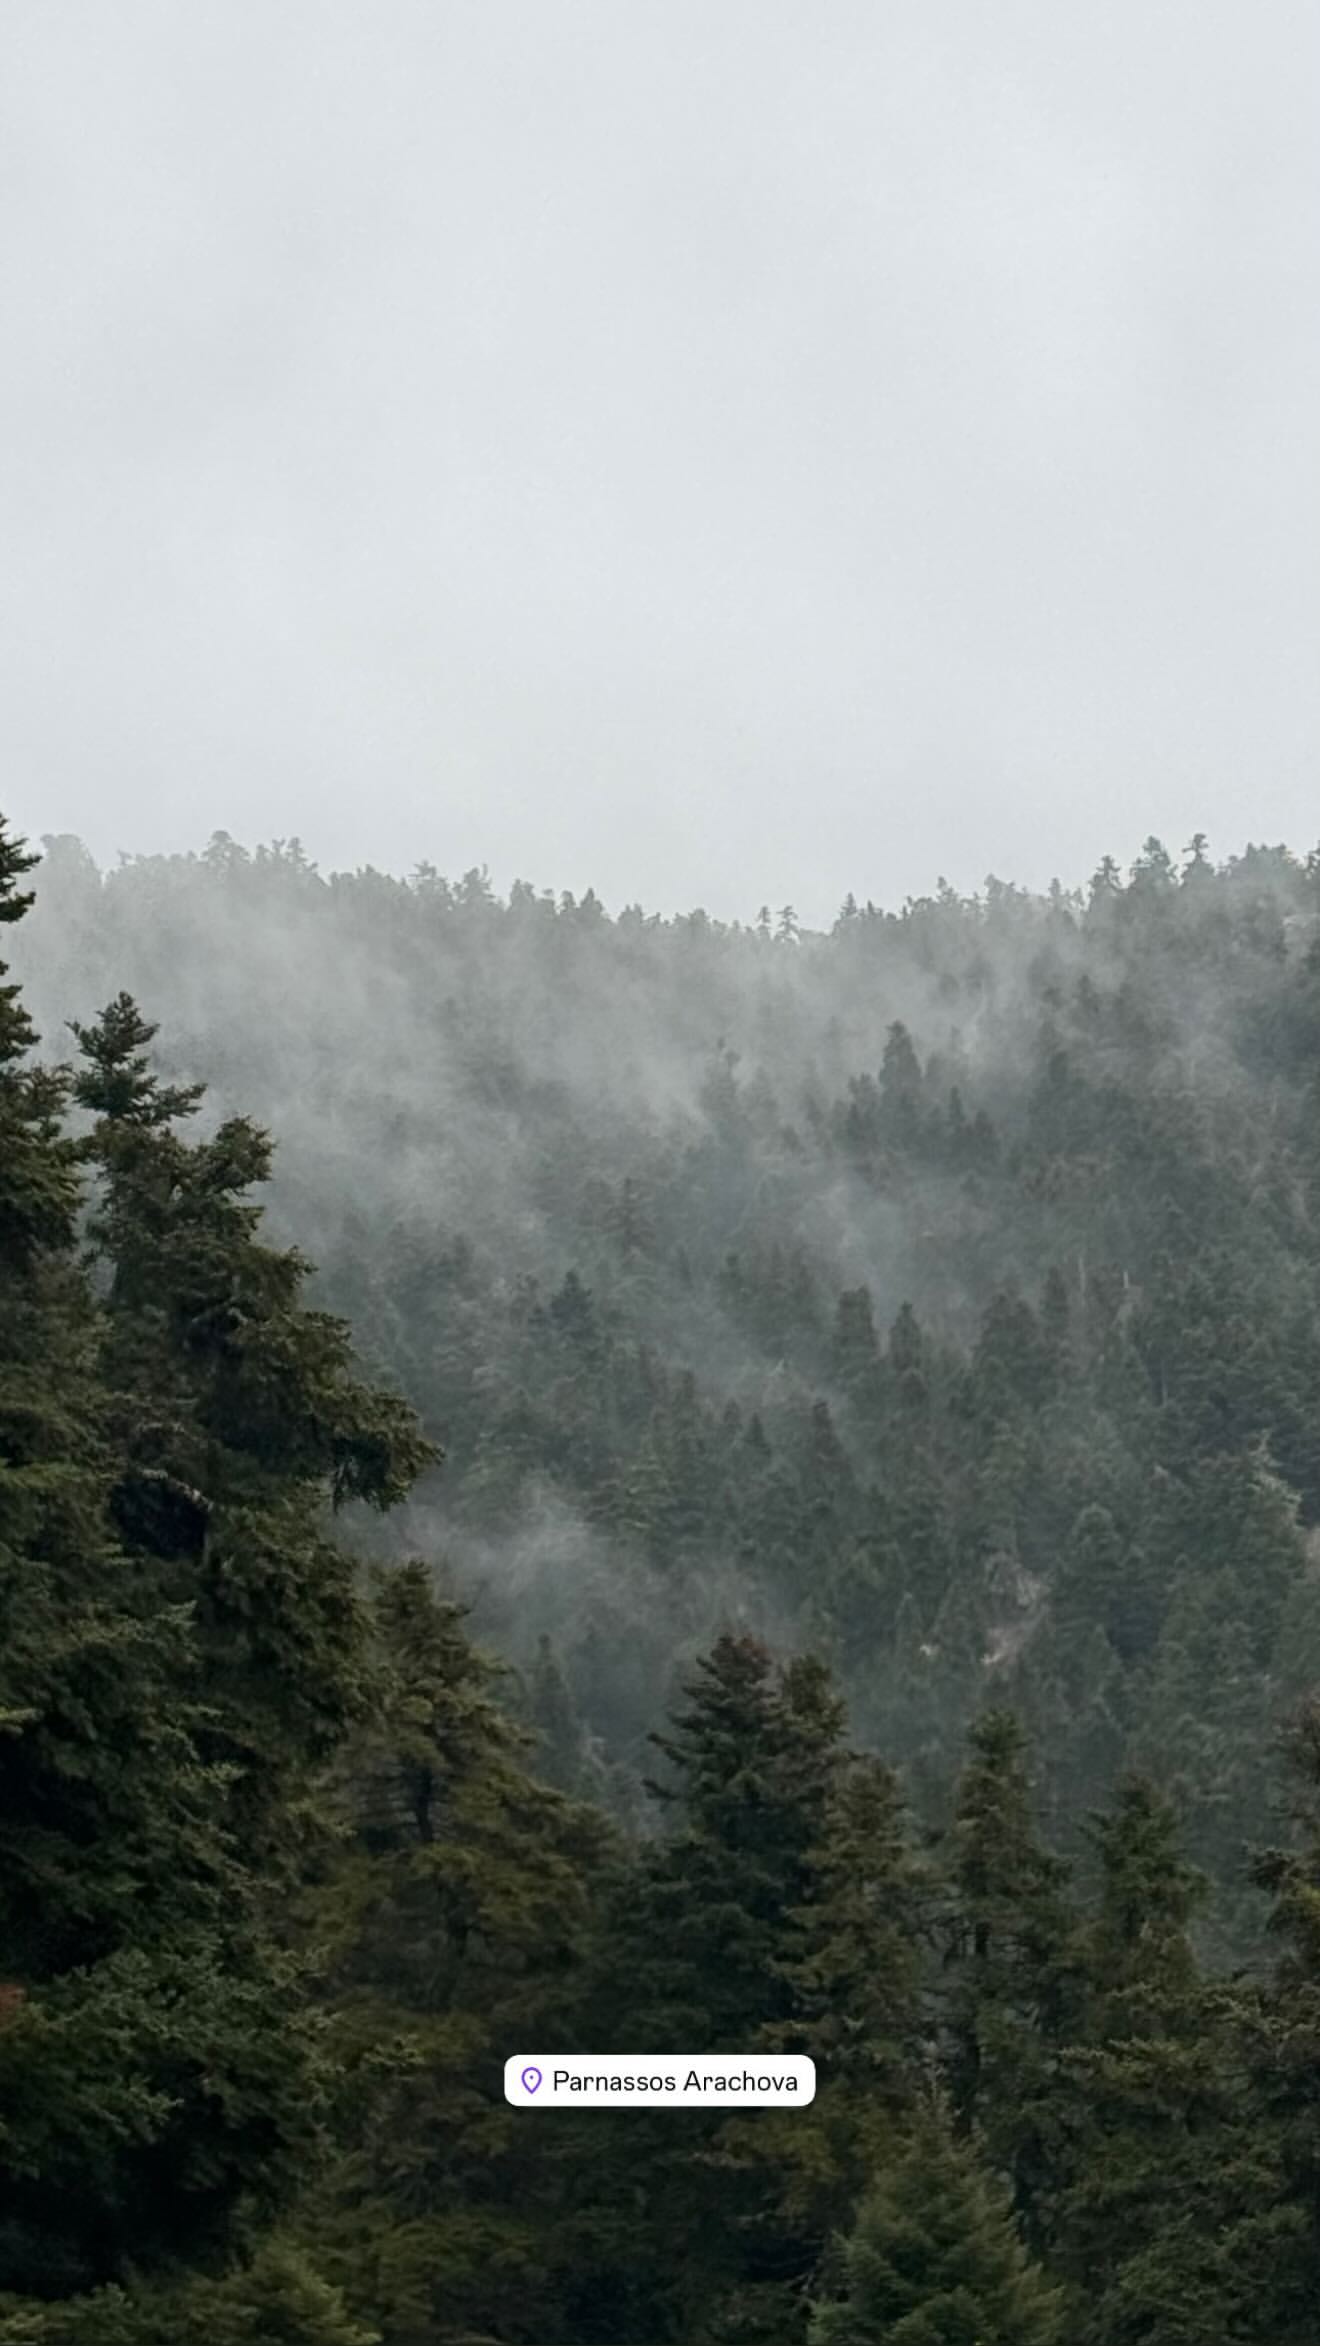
left=15, top=828, right=1320, bottom=1915
left=9, top=812, right=1320, bottom=2342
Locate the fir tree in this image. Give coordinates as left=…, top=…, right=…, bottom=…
left=294, top=1562, right=609, bottom=2346
left=69, top=994, right=436, bottom=1858
left=1052, top=1779, right=1246, bottom=2344
left=0, top=829, right=326, bottom=2303
left=1235, top=1701, right=1320, bottom=2341
left=808, top=2114, right=1063, bottom=2346
left=940, top=1713, right=1080, bottom=2256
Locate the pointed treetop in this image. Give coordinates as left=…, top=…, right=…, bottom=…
left=71, top=992, right=205, bottom=1127
left=0, top=815, right=80, bottom=1260
left=0, top=815, right=39, bottom=926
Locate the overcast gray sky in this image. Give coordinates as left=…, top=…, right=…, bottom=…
left=2, top=1, right=1316, bottom=922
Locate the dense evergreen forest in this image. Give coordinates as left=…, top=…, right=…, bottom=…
left=8, top=811, right=1320, bottom=2340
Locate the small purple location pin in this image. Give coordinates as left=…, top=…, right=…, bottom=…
left=521, top=2064, right=543, bottom=2096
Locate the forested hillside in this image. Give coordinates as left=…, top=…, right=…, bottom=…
left=16, top=828, right=1320, bottom=1936
left=8, top=815, right=1320, bottom=2342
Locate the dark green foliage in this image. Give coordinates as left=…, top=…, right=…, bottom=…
left=0, top=2242, right=376, bottom=2346
left=0, top=825, right=302, bottom=2299
left=575, top=1638, right=850, bottom=2341
left=1234, top=1703, right=1320, bottom=2340
left=628, top=1636, right=839, bottom=2049
left=19, top=821, right=1320, bottom=2338
left=0, top=823, right=78, bottom=1267
left=27, top=827, right=1320, bottom=1912
left=293, top=1561, right=611, bottom=2346
left=808, top=2116, right=1063, bottom=2346
left=1048, top=1780, right=1250, bottom=2342
left=940, top=1712, right=1080, bottom=2252
left=68, top=993, right=436, bottom=1858
left=0, top=823, right=434, bottom=2330
left=0, top=1938, right=320, bottom=2296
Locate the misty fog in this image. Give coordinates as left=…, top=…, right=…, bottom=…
left=13, top=826, right=1320, bottom=1958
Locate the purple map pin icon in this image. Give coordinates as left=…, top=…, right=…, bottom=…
left=521, top=2064, right=542, bottom=2095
